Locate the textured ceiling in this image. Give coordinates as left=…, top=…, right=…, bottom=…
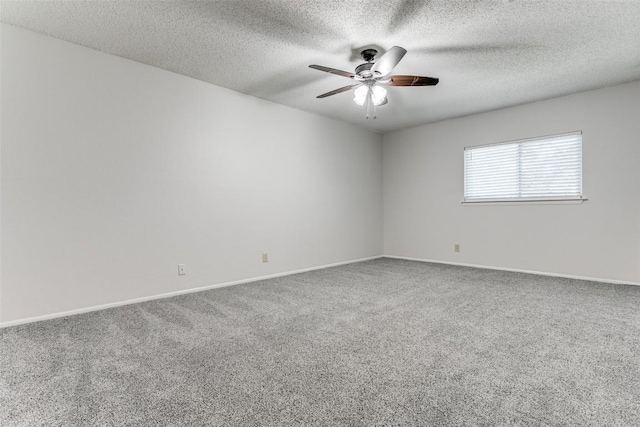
left=2, top=0, right=640, bottom=133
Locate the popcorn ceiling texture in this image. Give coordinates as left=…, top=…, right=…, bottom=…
left=2, top=0, right=640, bottom=132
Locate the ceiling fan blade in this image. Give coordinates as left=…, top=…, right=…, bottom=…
left=371, top=46, right=407, bottom=76
left=309, top=65, right=356, bottom=79
left=386, top=75, right=439, bottom=86
left=316, top=84, right=360, bottom=98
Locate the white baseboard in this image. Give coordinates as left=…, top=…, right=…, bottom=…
left=0, top=255, right=384, bottom=328
left=384, top=255, right=640, bottom=286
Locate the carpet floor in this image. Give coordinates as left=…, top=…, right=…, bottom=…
left=1, top=258, right=639, bottom=426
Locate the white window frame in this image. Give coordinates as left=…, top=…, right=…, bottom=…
left=462, top=131, right=587, bottom=204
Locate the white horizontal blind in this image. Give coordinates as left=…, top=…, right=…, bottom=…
left=464, top=132, right=582, bottom=201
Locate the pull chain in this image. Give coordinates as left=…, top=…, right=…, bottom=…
left=366, top=88, right=371, bottom=119
left=364, top=87, right=378, bottom=120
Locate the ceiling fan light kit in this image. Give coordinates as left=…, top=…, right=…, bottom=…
left=354, top=85, right=387, bottom=106
left=309, top=46, right=439, bottom=119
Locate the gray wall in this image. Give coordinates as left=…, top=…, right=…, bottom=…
left=3, top=23, right=638, bottom=326
left=384, top=80, right=640, bottom=283
left=0, top=25, right=383, bottom=323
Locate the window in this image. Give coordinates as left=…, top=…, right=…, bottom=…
left=464, top=132, right=583, bottom=202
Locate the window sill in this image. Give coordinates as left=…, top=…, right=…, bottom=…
left=461, top=197, right=588, bottom=206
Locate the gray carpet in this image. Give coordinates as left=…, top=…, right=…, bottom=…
left=1, top=258, right=639, bottom=426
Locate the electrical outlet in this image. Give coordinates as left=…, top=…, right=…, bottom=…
left=454, top=244, right=460, bottom=253
left=178, top=264, right=186, bottom=276
left=262, top=253, right=269, bottom=263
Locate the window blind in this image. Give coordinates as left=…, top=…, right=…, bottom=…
left=464, top=132, right=582, bottom=202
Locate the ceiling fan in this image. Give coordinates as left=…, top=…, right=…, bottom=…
left=309, top=46, right=439, bottom=119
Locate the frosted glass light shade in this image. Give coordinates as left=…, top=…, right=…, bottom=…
left=354, top=85, right=388, bottom=106
left=353, top=85, right=368, bottom=106
left=371, top=85, right=387, bottom=105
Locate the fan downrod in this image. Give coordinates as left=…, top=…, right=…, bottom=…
left=360, top=49, right=378, bottom=62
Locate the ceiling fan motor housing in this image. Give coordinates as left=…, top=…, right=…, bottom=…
left=355, top=62, right=374, bottom=78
